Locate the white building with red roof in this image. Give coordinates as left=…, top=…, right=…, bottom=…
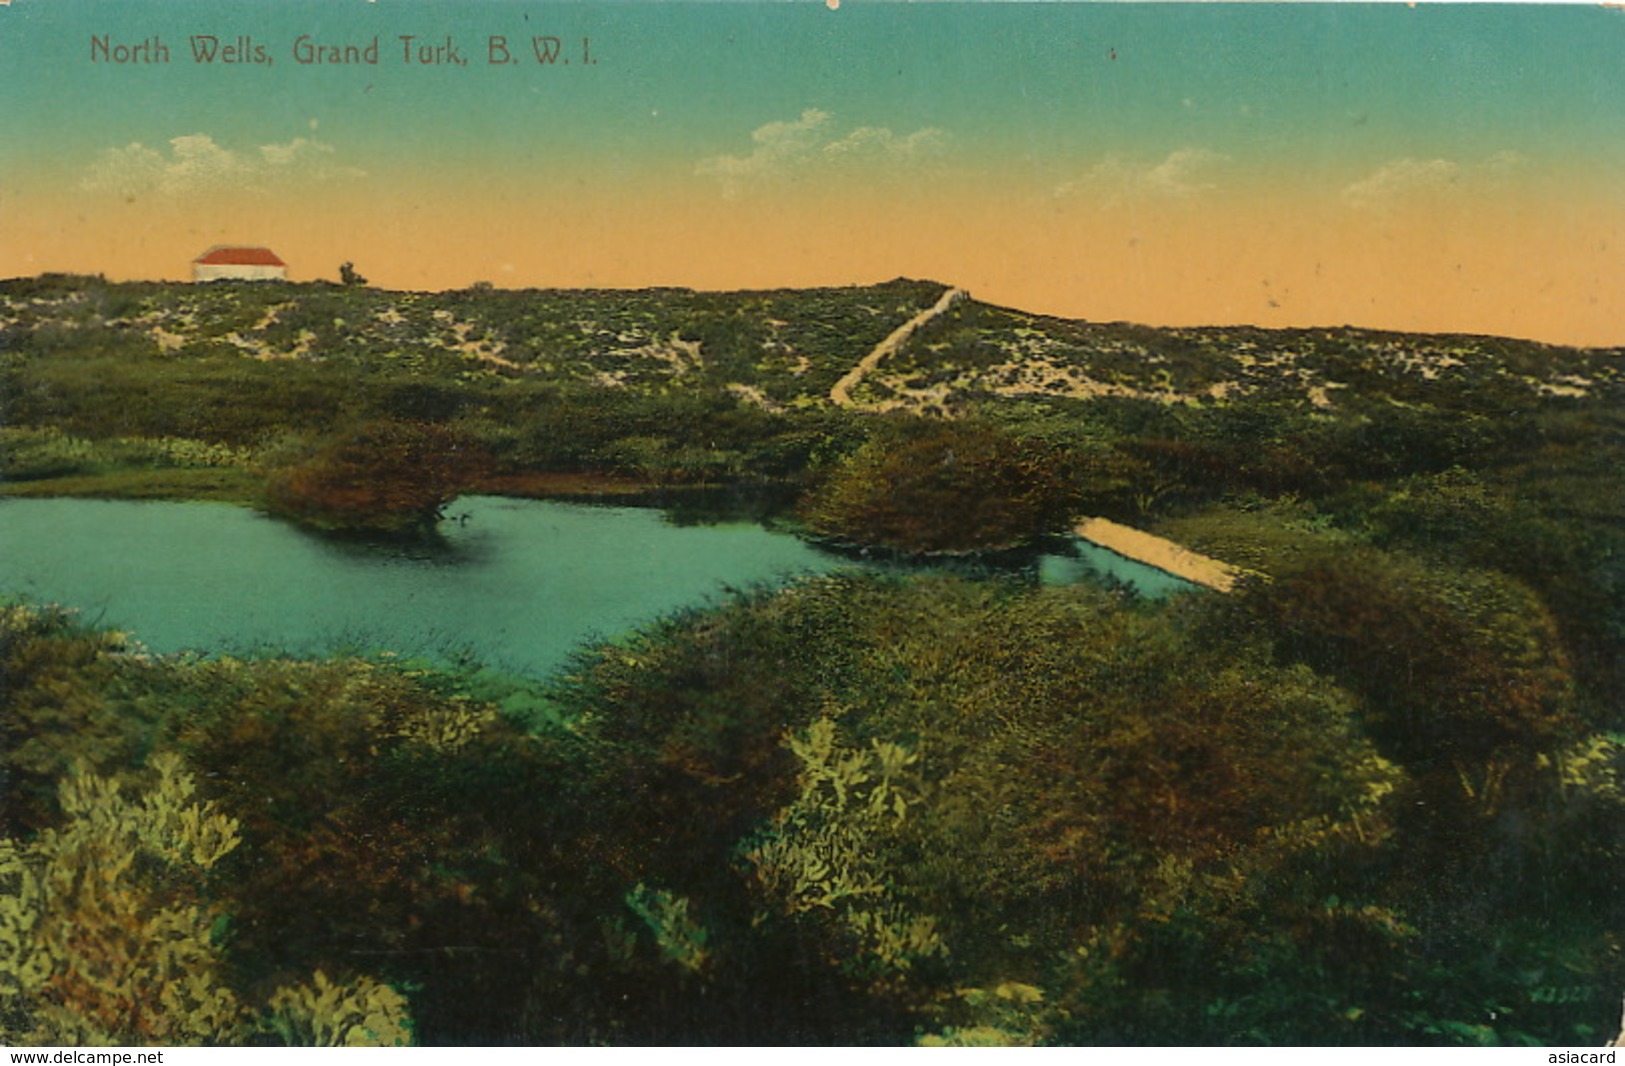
left=192, top=246, right=287, bottom=282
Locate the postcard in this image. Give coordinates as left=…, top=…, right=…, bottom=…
left=1, top=0, right=1622, bottom=1049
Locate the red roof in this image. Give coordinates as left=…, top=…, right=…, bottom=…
left=194, top=246, right=285, bottom=267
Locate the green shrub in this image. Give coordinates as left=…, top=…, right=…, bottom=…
left=266, top=421, right=489, bottom=534
left=800, top=420, right=1082, bottom=554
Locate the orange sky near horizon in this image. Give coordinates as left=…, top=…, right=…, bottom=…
left=6, top=171, right=1621, bottom=349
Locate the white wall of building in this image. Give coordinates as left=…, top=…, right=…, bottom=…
left=193, top=263, right=287, bottom=282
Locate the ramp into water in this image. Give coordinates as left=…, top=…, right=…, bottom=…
left=1072, top=517, right=1244, bottom=593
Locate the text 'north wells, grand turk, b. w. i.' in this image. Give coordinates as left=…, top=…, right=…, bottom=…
left=88, top=34, right=596, bottom=68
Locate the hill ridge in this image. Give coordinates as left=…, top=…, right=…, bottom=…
left=2, top=273, right=1619, bottom=416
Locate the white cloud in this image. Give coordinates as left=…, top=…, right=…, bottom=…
left=695, top=109, right=831, bottom=196
left=697, top=109, right=948, bottom=198
left=82, top=132, right=365, bottom=197
left=1056, top=147, right=1228, bottom=206
left=823, top=124, right=948, bottom=164
left=1341, top=152, right=1528, bottom=210
left=257, top=136, right=336, bottom=168
left=1341, top=157, right=1459, bottom=210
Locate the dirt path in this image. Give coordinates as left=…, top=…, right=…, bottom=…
left=829, top=286, right=968, bottom=408
left=1073, top=516, right=1244, bottom=593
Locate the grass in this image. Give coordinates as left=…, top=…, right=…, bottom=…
left=0, top=466, right=265, bottom=504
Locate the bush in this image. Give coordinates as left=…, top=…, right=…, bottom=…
left=800, top=420, right=1082, bottom=554
left=556, top=575, right=1408, bottom=1040
left=0, top=754, right=412, bottom=1046
left=266, top=421, right=489, bottom=534
left=1246, top=545, right=1579, bottom=776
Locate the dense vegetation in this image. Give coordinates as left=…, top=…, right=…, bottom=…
left=4, top=567, right=1619, bottom=1044
left=3, top=274, right=1624, bottom=1044
left=799, top=420, right=1083, bottom=554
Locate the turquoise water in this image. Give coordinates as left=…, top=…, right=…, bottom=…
left=0, top=497, right=1194, bottom=678
left=0, top=496, right=849, bottom=675
left=1038, top=538, right=1198, bottom=599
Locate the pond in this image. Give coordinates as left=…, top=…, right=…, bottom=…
left=1038, top=538, right=1199, bottom=599
left=0, top=496, right=1194, bottom=678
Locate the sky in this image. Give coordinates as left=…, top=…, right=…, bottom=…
left=2, top=0, right=1622, bottom=346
